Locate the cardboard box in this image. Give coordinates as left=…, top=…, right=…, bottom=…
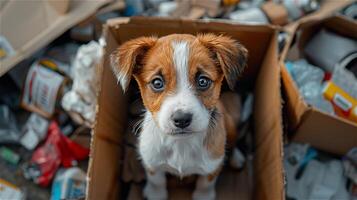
left=87, top=17, right=284, bottom=200
left=283, top=0, right=353, bottom=36
left=281, top=15, right=357, bottom=156
left=0, top=0, right=110, bottom=77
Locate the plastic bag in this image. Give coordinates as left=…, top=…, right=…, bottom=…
left=0, top=105, right=20, bottom=144
left=23, top=122, right=89, bottom=187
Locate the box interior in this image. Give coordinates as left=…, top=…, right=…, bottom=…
left=87, top=17, right=284, bottom=200
left=282, top=16, right=357, bottom=155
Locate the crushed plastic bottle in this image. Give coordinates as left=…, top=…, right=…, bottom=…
left=286, top=59, right=334, bottom=114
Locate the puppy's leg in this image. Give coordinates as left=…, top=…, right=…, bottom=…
left=143, top=170, right=168, bottom=200
left=230, top=147, right=245, bottom=169
left=192, top=175, right=218, bottom=200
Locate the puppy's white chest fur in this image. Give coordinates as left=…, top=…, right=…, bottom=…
left=139, top=113, right=223, bottom=176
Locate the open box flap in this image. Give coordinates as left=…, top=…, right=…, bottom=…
left=87, top=24, right=126, bottom=200
left=283, top=0, right=353, bottom=36
left=294, top=108, right=357, bottom=155
left=298, top=15, right=357, bottom=52
left=254, top=31, right=284, bottom=200
left=0, top=0, right=110, bottom=76
left=281, top=62, right=308, bottom=130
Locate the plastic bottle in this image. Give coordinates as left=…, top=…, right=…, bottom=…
left=51, top=167, right=86, bottom=200
left=287, top=59, right=334, bottom=114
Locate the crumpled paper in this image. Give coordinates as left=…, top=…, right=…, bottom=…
left=62, top=41, right=103, bottom=126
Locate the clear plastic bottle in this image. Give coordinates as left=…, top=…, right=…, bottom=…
left=51, top=167, right=86, bottom=200
left=288, top=59, right=334, bottom=114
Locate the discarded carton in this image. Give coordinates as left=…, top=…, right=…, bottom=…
left=87, top=17, right=284, bottom=200
left=281, top=15, right=357, bottom=156
left=0, top=0, right=111, bottom=77
left=283, top=0, right=353, bottom=35
left=21, top=61, right=66, bottom=118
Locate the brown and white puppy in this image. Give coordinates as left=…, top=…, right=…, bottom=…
left=111, top=34, right=247, bottom=200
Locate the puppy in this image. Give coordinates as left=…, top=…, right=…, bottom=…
left=111, top=34, right=247, bottom=200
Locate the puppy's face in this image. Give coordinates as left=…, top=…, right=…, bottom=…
left=111, top=34, right=247, bottom=136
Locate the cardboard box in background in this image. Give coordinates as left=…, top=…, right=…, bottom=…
left=86, top=17, right=284, bottom=200
left=281, top=15, right=357, bottom=156
left=0, top=0, right=111, bottom=77
left=283, top=0, right=353, bottom=35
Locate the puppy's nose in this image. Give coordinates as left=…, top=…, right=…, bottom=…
left=171, top=110, right=192, bottom=129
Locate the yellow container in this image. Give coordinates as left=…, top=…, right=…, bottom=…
left=323, top=81, right=357, bottom=123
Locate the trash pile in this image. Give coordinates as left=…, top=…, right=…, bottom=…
left=0, top=14, right=106, bottom=200
left=0, top=41, right=97, bottom=199
left=125, top=0, right=321, bottom=23
left=286, top=27, right=357, bottom=124
left=284, top=144, right=357, bottom=199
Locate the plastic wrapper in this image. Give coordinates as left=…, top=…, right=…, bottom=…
left=0, top=179, right=25, bottom=200
left=20, top=113, right=49, bottom=150
left=229, top=7, right=269, bottom=23
left=0, top=147, right=20, bottom=165
left=125, top=0, right=144, bottom=16
left=286, top=59, right=334, bottom=114
left=23, top=122, right=89, bottom=187
left=280, top=0, right=319, bottom=20
left=0, top=35, right=15, bottom=60
left=284, top=143, right=350, bottom=200
left=0, top=105, right=20, bottom=144
left=61, top=41, right=103, bottom=126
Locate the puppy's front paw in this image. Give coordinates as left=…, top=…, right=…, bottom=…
left=192, top=187, right=216, bottom=200
left=230, top=148, right=245, bottom=169
left=143, top=183, right=168, bottom=200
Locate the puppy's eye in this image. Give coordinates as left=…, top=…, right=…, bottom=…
left=196, top=74, right=212, bottom=90
left=150, top=76, right=165, bottom=92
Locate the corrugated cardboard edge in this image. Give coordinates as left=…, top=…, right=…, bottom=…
left=261, top=2, right=288, bottom=26
left=283, top=0, right=353, bottom=36
left=47, top=0, right=69, bottom=14
left=294, top=108, right=357, bottom=155
left=87, top=22, right=125, bottom=200
left=254, top=30, right=285, bottom=200
left=280, top=62, right=308, bottom=130
left=0, top=0, right=110, bottom=77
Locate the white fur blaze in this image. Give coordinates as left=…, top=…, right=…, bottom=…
left=172, top=41, right=190, bottom=90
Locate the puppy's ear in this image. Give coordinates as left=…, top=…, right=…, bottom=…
left=197, top=34, right=248, bottom=90
left=110, top=36, right=157, bottom=92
